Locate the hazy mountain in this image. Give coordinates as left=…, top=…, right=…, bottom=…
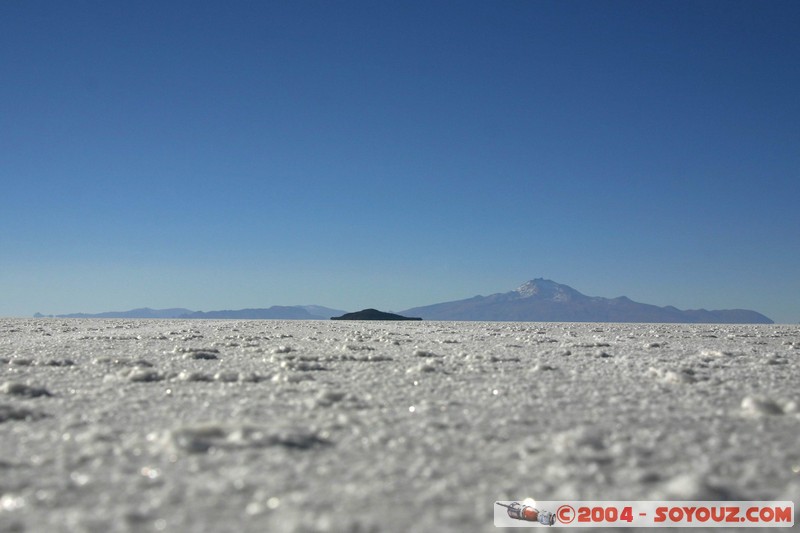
left=179, top=305, right=346, bottom=320
left=298, top=306, right=349, bottom=319
left=34, top=280, right=773, bottom=324
left=38, top=306, right=346, bottom=320
left=44, top=308, right=193, bottom=319
left=401, top=278, right=774, bottom=324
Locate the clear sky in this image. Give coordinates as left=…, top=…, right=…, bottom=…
left=2, top=0, right=798, bottom=323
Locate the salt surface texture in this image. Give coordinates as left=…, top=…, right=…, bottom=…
left=1, top=319, right=798, bottom=532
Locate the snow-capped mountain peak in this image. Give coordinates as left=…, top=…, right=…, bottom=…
left=515, top=278, right=577, bottom=302
left=401, top=278, right=773, bottom=323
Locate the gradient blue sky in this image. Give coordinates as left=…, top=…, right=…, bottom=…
left=2, top=1, right=798, bottom=322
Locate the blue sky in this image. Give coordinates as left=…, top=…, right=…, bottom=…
left=2, top=0, right=798, bottom=322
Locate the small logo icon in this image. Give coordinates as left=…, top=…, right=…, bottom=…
left=556, top=504, right=575, bottom=524
left=496, top=501, right=556, bottom=525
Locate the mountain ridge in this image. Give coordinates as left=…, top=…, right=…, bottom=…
left=34, top=278, right=773, bottom=324
left=179, top=305, right=345, bottom=320
left=36, top=308, right=194, bottom=319
left=37, top=305, right=346, bottom=320
left=400, top=278, right=774, bottom=324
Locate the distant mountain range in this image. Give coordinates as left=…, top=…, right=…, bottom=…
left=180, top=306, right=345, bottom=320
left=35, top=278, right=774, bottom=324
left=401, top=279, right=774, bottom=324
left=36, top=305, right=346, bottom=320
left=35, top=308, right=194, bottom=319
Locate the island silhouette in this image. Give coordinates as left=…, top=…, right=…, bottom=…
left=330, top=309, right=422, bottom=321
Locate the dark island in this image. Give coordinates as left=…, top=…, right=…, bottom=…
left=331, top=308, right=422, bottom=321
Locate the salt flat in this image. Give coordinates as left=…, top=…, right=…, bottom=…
left=1, top=319, right=798, bottom=532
